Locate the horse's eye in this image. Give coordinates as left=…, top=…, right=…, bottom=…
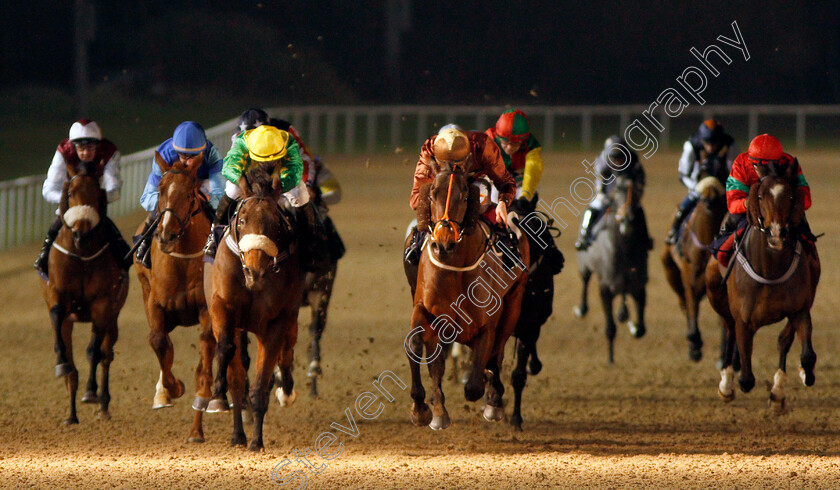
left=239, top=218, right=246, bottom=225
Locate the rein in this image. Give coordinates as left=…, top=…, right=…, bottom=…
left=431, top=173, right=463, bottom=244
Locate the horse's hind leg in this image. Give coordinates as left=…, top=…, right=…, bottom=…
left=770, top=321, right=796, bottom=413
left=792, top=311, right=817, bottom=387
left=599, top=285, right=617, bottom=363
left=574, top=269, right=591, bottom=318
left=628, top=284, right=646, bottom=339
left=189, top=308, right=215, bottom=443
left=426, top=339, right=451, bottom=430
left=717, top=320, right=737, bottom=402
left=50, top=303, right=73, bottom=378
left=510, top=339, right=530, bottom=430
left=407, top=306, right=432, bottom=427
left=685, top=279, right=704, bottom=362
left=97, top=321, right=118, bottom=420
left=208, top=304, right=236, bottom=413
left=82, top=326, right=105, bottom=405
left=309, top=271, right=335, bottom=397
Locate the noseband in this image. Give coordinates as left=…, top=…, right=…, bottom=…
left=156, top=169, right=203, bottom=244
left=229, top=196, right=293, bottom=274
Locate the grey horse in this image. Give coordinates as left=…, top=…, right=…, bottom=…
left=574, top=176, right=650, bottom=363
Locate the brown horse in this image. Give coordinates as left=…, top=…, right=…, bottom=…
left=204, top=165, right=303, bottom=451
left=134, top=151, right=214, bottom=442
left=706, top=161, right=819, bottom=412
left=406, top=162, right=528, bottom=430
left=662, top=177, right=727, bottom=363
left=40, top=160, right=129, bottom=424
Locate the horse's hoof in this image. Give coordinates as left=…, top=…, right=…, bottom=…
left=628, top=321, right=646, bottom=339
left=63, top=416, right=79, bottom=425
left=769, top=395, right=786, bottom=415
left=55, top=363, right=73, bottom=378
left=152, top=393, right=173, bottom=410
left=688, top=347, right=702, bottom=362
left=206, top=398, right=230, bottom=413
left=81, top=391, right=99, bottom=404
left=410, top=403, right=433, bottom=427
left=718, top=388, right=735, bottom=403
left=799, top=366, right=815, bottom=387
left=188, top=436, right=205, bottom=444
left=231, top=434, right=247, bottom=447
left=483, top=405, right=504, bottom=422
left=510, top=414, right=523, bottom=431
left=308, top=361, right=322, bottom=378
left=173, top=379, right=186, bottom=399
left=275, top=387, right=298, bottom=407
left=248, top=441, right=264, bottom=452
left=429, top=413, right=451, bottom=431
left=739, top=375, right=755, bottom=393
left=573, top=305, right=587, bottom=318
left=192, top=396, right=210, bottom=412
left=96, top=410, right=111, bottom=421
left=528, top=358, right=542, bottom=376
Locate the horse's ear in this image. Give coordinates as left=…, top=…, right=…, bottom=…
left=462, top=184, right=481, bottom=231
left=238, top=174, right=252, bottom=198
left=271, top=174, right=284, bottom=202
left=753, top=163, right=769, bottom=180
left=188, top=152, right=204, bottom=176
left=786, top=158, right=800, bottom=186
left=746, top=183, right=761, bottom=226
left=428, top=157, right=441, bottom=175
left=155, top=151, right=171, bottom=175
left=416, top=182, right=433, bottom=232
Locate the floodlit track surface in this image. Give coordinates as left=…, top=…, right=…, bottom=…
left=2, top=151, right=840, bottom=489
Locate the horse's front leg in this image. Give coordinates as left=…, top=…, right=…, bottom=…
left=407, top=305, right=432, bottom=427
left=717, top=316, right=737, bottom=402
left=250, top=330, right=286, bottom=452
left=426, top=338, right=450, bottom=430
left=465, top=326, right=494, bottom=403
left=308, top=273, right=334, bottom=397
left=510, top=339, right=530, bottom=430
left=227, top=332, right=247, bottom=448
left=573, top=268, right=591, bottom=318
left=81, top=325, right=104, bottom=406
left=769, top=320, right=796, bottom=413
left=735, top=320, right=756, bottom=393
left=685, top=271, right=704, bottom=362
left=51, top=302, right=79, bottom=424
left=599, top=284, right=617, bottom=364
left=96, top=320, right=118, bottom=420
left=189, top=307, right=215, bottom=443
left=792, top=310, right=817, bottom=387
left=148, top=304, right=183, bottom=409
left=208, top=301, right=236, bottom=413
left=628, top=282, right=646, bottom=339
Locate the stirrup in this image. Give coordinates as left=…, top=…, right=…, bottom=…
left=203, top=232, right=217, bottom=258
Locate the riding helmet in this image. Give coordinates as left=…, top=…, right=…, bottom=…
left=747, top=134, right=783, bottom=163
left=238, top=108, right=269, bottom=132
left=68, top=119, right=102, bottom=143
left=172, top=121, right=207, bottom=154
left=494, top=109, right=531, bottom=144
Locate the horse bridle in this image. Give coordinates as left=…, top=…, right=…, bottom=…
left=429, top=173, right=466, bottom=244
left=229, top=196, right=293, bottom=274
left=156, top=169, right=204, bottom=244
left=754, top=174, right=794, bottom=240
left=61, top=173, right=103, bottom=239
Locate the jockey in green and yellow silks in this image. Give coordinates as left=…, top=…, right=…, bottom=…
left=485, top=109, right=544, bottom=202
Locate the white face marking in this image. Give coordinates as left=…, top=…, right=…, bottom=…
left=770, top=183, right=785, bottom=200
left=63, top=205, right=100, bottom=228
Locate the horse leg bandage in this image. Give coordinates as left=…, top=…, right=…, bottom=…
left=238, top=234, right=278, bottom=257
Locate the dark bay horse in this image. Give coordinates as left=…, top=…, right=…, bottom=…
left=406, top=162, right=529, bottom=430
left=204, top=165, right=304, bottom=451
left=574, top=175, right=649, bottom=363
left=662, top=176, right=728, bottom=363
left=706, top=162, right=819, bottom=412
left=39, top=160, right=129, bottom=424
left=134, top=151, right=214, bottom=442
left=296, top=258, right=338, bottom=398
left=508, top=196, right=560, bottom=430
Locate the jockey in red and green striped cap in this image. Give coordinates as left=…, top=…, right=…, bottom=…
left=485, top=109, right=543, bottom=201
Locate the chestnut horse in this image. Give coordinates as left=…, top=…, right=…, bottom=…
left=706, top=161, right=819, bottom=412
left=40, top=160, right=129, bottom=424
left=204, top=165, right=303, bottom=451
left=134, top=151, right=214, bottom=442
left=662, top=177, right=728, bottom=363
left=406, top=162, right=528, bottom=430
left=574, top=175, right=649, bottom=363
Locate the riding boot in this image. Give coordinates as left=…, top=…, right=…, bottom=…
left=323, top=215, right=345, bottom=261
left=34, top=216, right=62, bottom=278
left=297, top=202, right=330, bottom=273
left=574, top=208, right=597, bottom=251
left=133, top=212, right=156, bottom=269
left=203, top=195, right=235, bottom=258
left=404, top=228, right=427, bottom=266
left=103, top=217, right=133, bottom=271
left=665, top=209, right=685, bottom=245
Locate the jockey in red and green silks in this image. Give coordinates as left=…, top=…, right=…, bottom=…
left=485, top=109, right=544, bottom=202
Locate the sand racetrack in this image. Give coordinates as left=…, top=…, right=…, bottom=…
left=1, top=149, right=840, bottom=489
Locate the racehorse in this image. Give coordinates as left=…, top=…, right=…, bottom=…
left=297, top=256, right=338, bottom=398
left=134, top=151, right=214, bottom=442
left=574, top=175, right=649, bottom=363
left=204, top=164, right=304, bottom=451
left=39, top=159, right=129, bottom=424
left=706, top=161, right=819, bottom=412
left=508, top=196, right=560, bottom=430
left=406, top=161, right=528, bottom=430
left=661, top=176, right=728, bottom=364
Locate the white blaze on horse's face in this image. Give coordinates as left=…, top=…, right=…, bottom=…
left=238, top=234, right=279, bottom=258
left=767, top=183, right=787, bottom=249
left=63, top=205, right=100, bottom=230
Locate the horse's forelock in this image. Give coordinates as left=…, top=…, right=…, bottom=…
left=696, top=176, right=724, bottom=199
left=248, top=165, right=275, bottom=198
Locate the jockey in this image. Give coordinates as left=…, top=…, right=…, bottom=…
left=665, top=119, right=739, bottom=245
left=134, top=121, right=224, bottom=268
left=404, top=125, right=518, bottom=266
left=485, top=109, right=564, bottom=274
left=35, top=119, right=132, bottom=278
left=574, top=136, right=650, bottom=251
left=712, top=133, right=814, bottom=261
left=212, top=122, right=330, bottom=273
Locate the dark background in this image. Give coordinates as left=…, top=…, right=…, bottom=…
left=0, top=1, right=838, bottom=179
